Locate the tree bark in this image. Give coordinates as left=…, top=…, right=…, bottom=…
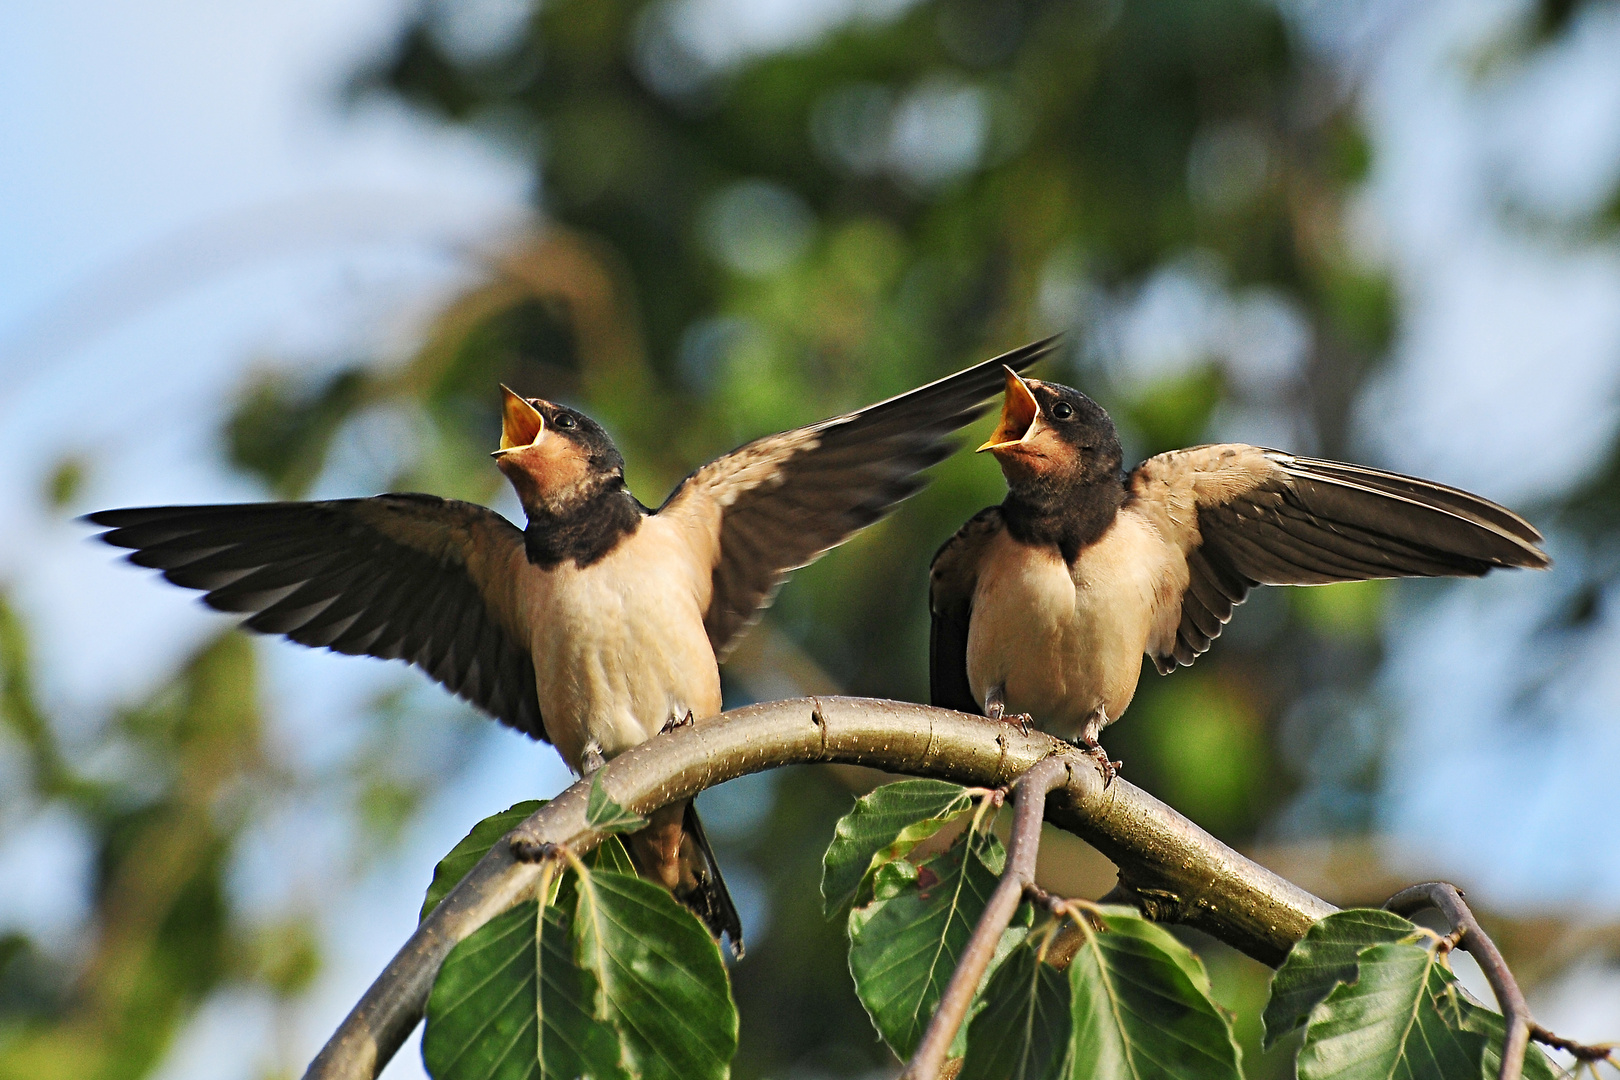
left=303, top=696, right=1336, bottom=1080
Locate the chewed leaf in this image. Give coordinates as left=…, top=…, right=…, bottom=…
left=585, top=773, right=647, bottom=836
left=1264, top=908, right=1418, bottom=1048
left=822, top=779, right=980, bottom=917
left=422, top=800, right=546, bottom=922
left=848, top=829, right=1026, bottom=1060
left=1296, top=941, right=1485, bottom=1080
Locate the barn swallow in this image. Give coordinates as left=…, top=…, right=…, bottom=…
left=89, top=338, right=1056, bottom=952
left=930, top=369, right=1550, bottom=782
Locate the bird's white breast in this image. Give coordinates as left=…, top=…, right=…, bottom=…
left=518, top=516, right=721, bottom=772
left=966, top=510, right=1184, bottom=739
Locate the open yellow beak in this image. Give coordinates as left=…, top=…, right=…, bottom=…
left=976, top=368, right=1041, bottom=452
left=493, top=385, right=546, bottom=457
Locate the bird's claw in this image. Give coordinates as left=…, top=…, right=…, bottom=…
left=1004, top=712, right=1033, bottom=736
left=1080, top=742, right=1121, bottom=787
left=659, top=710, right=696, bottom=735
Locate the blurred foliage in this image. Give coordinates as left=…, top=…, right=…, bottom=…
left=7, top=0, right=1618, bottom=1077
left=43, top=458, right=87, bottom=514
left=0, top=589, right=476, bottom=1078
left=0, top=605, right=266, bottom=1080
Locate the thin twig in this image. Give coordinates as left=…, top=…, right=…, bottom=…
left=304, top=697, right=1336, bottom=1080
left=903, top=754, right=1073, bottom=1080
left=1531, top=1023, right=1615, bottom=1065
left=1386, top=883, right=1529, bottom=1080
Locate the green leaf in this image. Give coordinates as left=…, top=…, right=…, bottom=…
left=847, top=829, right=1026, bottom=1059
left=573, top=867, right=737, bottom=1080
left=421, top=884, right=626, bottom=1080
left=1446, top=991, right=1561, bottom=1080
left=422, top=801, right=546, bottom=922
left=1265, top=909, right=1418, bottom=1048
left=1297, top=942, right=1485, bottom=1080
left=822, top=779, right=980, bottom=916
left=585, top=773, right=648, bottom=836
left=1067, top=907, right=1243, bottom=1080
left=960, top=942, right=1072, bottom=1080
left=589, top=834, right=637, bottom=876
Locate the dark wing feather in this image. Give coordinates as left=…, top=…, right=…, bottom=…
left=87, top=494, right=546, bottom=740
left=1129, top=445, right=1549, bottom=673
left=663, top=338, right=1057, bottom=658
left=928, top=506, right=1005, bottom=714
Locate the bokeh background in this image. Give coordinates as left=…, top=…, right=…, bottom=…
left=3, top=0, right=1620, bottom=1077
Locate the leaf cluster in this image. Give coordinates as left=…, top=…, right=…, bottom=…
left=822, top=782, right=1565, bottom=1080
left=420, top=779, right=1582, bottom=1080
left=826, top=780, right=1243, bottom=1079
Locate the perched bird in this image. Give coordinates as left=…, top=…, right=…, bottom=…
left=929, top=369, right=1550, bottom=780
left=89, top=338, right=1055, bottom=953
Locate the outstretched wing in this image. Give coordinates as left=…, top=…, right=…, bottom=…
left=927, top=506, right=1005, bottom=715
left=662, top=338, right=1058, bottom=658
left=88, top=494, right=546, bottom=739
left=1127, top=445, right=1550, bottom=673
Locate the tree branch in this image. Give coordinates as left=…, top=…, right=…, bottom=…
left=303, top=696, right=1336, bottom=1080
left=903, top=754, right=1073, bottom=1080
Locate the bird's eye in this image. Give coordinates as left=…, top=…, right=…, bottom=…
left=1050, top=401, right=1074, bottom=420
left=556, top=414, right=578, bottom=429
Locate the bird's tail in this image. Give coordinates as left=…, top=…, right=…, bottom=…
left=626, top=800, right=744, bottom=957
left=679, top=803, right=744, bottom=956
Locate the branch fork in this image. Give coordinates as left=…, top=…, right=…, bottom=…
left=1386, top=882, right=1615, bottom=1080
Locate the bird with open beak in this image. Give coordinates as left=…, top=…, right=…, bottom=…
left=88, top=338, right=1056, bottom=953
left=930, top=367, right=1550, bottom=781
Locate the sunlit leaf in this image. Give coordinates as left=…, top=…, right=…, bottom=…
left=848, top=828, right=1025, bottom=1059
left=573, top=867, right=737, bottom=1080
left=1265, top=909, right=1418, bottom=1048
left=960, top=940, right=1072, bottom=1080
left=585, top=773, right=648, bottom=836
left=1067, top=906, right=1242, bottom=1080
left=541, top=874, right=630, bottom=1080
left=822, top=778, right=980, bottom=916
left=422, top=801, right=546, bottom=922
left=1296, top=942, right=1485, bottom=1080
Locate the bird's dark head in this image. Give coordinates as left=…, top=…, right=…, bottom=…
left=492, top=387, right=626, bottom=518
left=978, top=368, right=1122, bottom=493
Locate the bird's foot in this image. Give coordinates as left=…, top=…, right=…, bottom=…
left=580, top=742, right=607, bottom=776
left=510, top=838, right=562, bottom=863
left=993, top=710, right=1033, bottom=735
left=1079, top=740, right=1122, bottom=787
left=659, top=710, right=696, bottom=735
left=982, top=684, right=1031, bottom=733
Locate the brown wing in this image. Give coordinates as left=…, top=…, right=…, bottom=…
left=1128, top=445, right=1550, bottom=673
left=662, top=337, right=1058, bottom=658
left=928, top=506, right=1005, bottom=715
left=87, top=494, right=546, bottom=740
